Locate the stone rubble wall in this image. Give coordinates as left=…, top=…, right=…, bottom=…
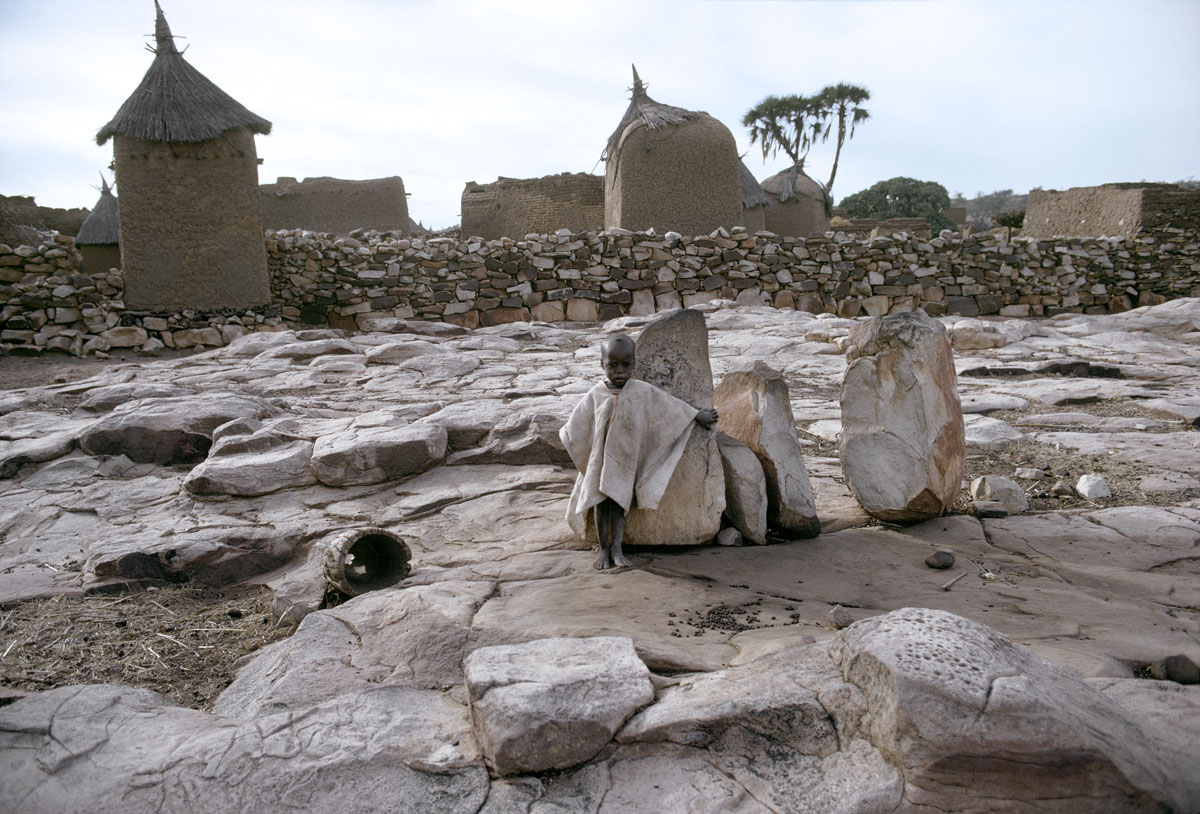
left=3, top=223, right=1198, bottom=355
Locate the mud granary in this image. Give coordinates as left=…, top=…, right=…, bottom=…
left=603, top=66, right=742, bottom=237
left=96, top=1, right=272, bottom=312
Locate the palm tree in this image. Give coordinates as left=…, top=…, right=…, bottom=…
left=814, top=83, right=871, bottom=200
left=742, top=94, right=826, bottom=169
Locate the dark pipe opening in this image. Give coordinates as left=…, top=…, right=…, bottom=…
left=342, top=533, right=411, bottom=593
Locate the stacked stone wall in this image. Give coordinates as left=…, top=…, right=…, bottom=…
left=461, top=174, right=604, bottom=241
left=3, top=223, right=1198, bottom=355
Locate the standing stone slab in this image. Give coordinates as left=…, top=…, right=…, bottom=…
left=839, top=311, right=965, bottom=523
left=464, top=636, right=654, bottom=776
left=625, top=308, right=724, bottom=545
left=714, top=361, right=820, bottom=537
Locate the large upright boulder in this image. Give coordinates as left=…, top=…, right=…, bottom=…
left=713, top=362, right=820, bottom=537
left=624, top=308, right=725, bottom=546
left=839, top=311, right=965, bottom=523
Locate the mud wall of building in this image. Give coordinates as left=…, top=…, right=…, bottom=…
left=462, top=174, right=603, bottom=240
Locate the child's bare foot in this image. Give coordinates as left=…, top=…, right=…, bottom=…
left=611, top=552, right=632, bottom=568
left=594, top=552, right=613, bottom=570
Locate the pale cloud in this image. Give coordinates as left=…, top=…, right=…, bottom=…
left=1, top=0, right=1196, bottom=228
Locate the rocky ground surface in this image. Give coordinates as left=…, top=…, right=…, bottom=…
left=1, top=298, right=1199, bottom=812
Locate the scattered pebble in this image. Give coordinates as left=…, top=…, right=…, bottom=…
left=925, top=550, right=956, bottom=569
left=1075, top=474, right=1112, bottom=500
left=715, top=527, right=743, bottom=547
left=827, top=605, right=854, bottom=630
left=1014, top=467, right=1046, bottom=480
left=226, top=608, right=244, bottom=619
left=973, top=500, right=1010, bottom=518
left=1051, top=479, right=1075, bottom=497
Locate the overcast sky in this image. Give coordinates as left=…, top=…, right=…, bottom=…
left=1, top=0, right=1197, bottom=229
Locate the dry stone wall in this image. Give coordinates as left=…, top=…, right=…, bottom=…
left=3, top=223, right=1198, bottom=355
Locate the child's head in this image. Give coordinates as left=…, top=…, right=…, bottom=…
left=600, top=333, right=635, bottom=388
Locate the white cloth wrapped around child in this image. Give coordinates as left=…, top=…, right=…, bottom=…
left=559, top=379, right=699, bottom=536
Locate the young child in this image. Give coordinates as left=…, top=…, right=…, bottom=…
left=559, top=333, right=718, bottom=569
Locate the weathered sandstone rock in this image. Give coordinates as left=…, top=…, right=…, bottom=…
left=829, top=608, right=1194, bottom=812
left=310, top=423, right=447, bottom=486
left=839, top=311, right=965, bottom=523
left=464, top=636, right=653, bottom=776
left=969, top=474, right=1028, bottom=514
left=0, top=684, right=488, bottom=814
left=79, top=393, right=282, bottom=464
left=714, top=361, right=820, bottom=537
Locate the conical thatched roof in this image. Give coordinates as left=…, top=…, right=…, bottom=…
left=738, top=159, right=770, bottom=210
left=75, top=177, right=120, bottom=245
left=603, top=65, right=699, bottom=160
left=96, top=2, right=271, bottom=145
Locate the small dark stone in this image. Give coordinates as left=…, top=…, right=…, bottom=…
left=925, top=550, right=956, bottom=569
left=114, top=619, right=127, bottom=627
left=226, top=608, right=244, bottom=619
left=1151, top=654, right=1199, bottom=685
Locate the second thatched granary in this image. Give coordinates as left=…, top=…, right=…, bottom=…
left=603, top=67, right=741, bottom=237
left=760, top=165, right=830, bottom=238
left=737, top=159, right=771, bottom=233
left=95, top=2, right=272, bottom=312
left=74, top=177, right=121, bottom=274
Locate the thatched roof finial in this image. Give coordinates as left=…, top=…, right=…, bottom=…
left=631, top=64, right=646, bottom=99
left=99, top=172, right=112, bottom=194
left=153, top=1, right=180, bottom=54
left=603, top=66, right=699, bottom=161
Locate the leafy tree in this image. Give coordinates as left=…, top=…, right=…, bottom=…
left=840, top=177, right=956, bottom=233
left=812, top=83, right=870, bottom=200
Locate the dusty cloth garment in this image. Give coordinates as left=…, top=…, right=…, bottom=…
left=559, top=379, right=699, bottom=535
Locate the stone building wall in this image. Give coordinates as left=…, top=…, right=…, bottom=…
left=461, top=173, right=603, bottom=240
left=4, top=223, right=1198, bottom=355
left=114, top=130, right=271, bottom=311
left=1022, top=183, right=1200, bottom=239
left=260, top=176, right=410, bottom=236
left=605, top=114, right=742, bottom=237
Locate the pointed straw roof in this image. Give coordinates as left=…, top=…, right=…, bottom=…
left=738, top=159, right=770, bottom=210
left=96, top=2, right=271, bottom=145
left=603, top=65, right=699, bottom=161
left=76, top=176, right=121, bottom=244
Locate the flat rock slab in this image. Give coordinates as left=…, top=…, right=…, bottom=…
left=0, top=684, right=488, bottom=814
left=215, top=580, right=496, bottom=718
left=465, top=636, right=653, bottom=775
left=1033, top=430, right=1200, bottom=475
left=311, top=423, right=447, bottom=486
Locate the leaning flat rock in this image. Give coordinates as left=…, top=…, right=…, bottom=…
left=78, top=393, right=282, bottom=464
left=840, top=311, right=966, bottom=523
left=714, top=361, right=820, bottom=537
left=624, top=308, right=724, bottom=546
left=0, top=684, right=488, bottom=814
left=715, top=432, right=768, bottom=544
left=829, top=608, right=1195, bottom=813
left=465, top=636, right=653, bottom=776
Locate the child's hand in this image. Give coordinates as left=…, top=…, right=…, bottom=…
left=696, top=408, right=718, bottom=428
